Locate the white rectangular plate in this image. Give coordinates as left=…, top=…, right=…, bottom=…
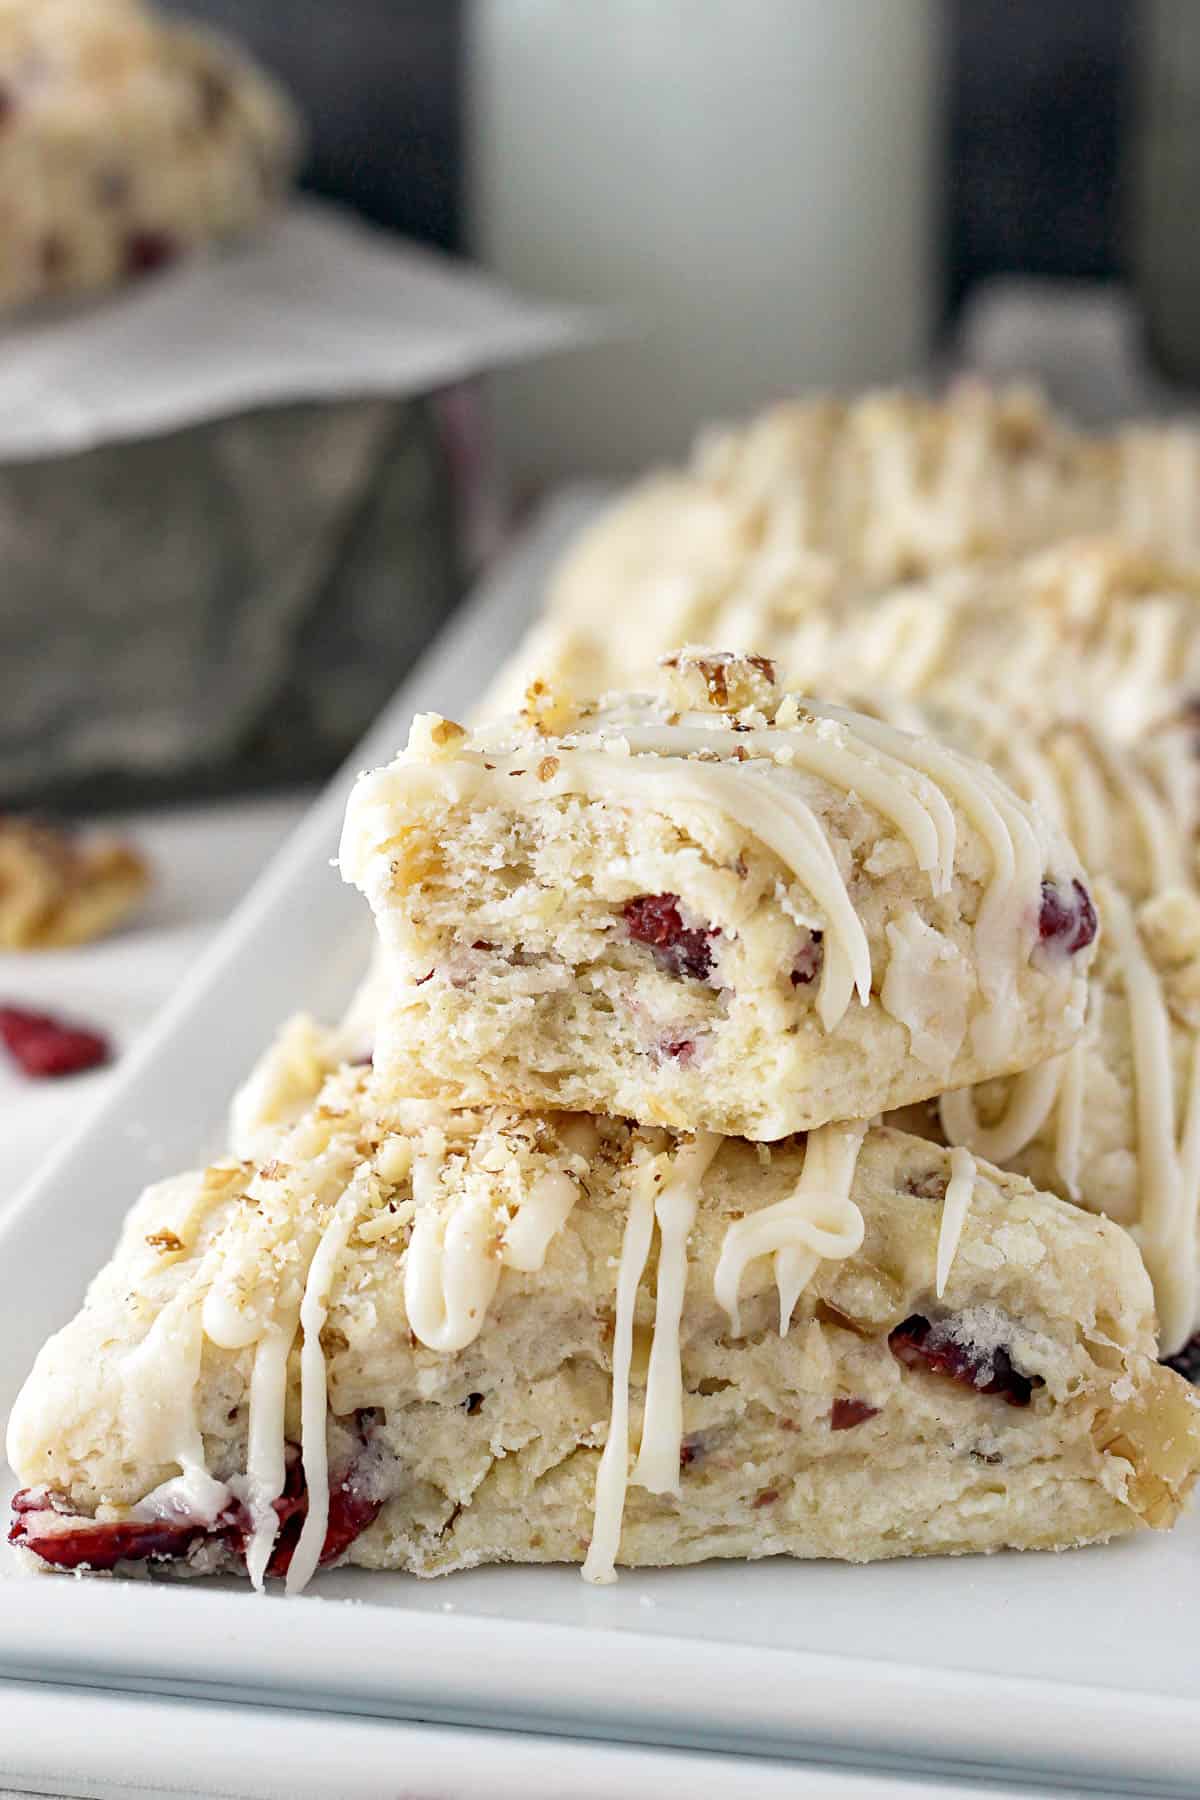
left=3, top=493, right=1200, bottom=1795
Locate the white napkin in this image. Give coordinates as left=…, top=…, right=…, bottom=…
left=0, top=199, right=598, bottom=462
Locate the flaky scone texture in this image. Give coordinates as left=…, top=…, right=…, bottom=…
left=531, top=387, right=1200, bottom=701
left=339, top=652, right=1097, bottom=1140
left=8, top=1066, right=1199, bottom=1585
left=0, top=0, right=300, bottom=311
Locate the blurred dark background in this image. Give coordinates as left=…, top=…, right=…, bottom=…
left=160, top=0, right=1145, bottom=338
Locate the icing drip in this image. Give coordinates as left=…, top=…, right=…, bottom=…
left=935, top=1147, right=976, bottom=1298
left=1049, top=731, right=1112, bottom=877
left=287, top=1172, right=369, bottom=1595
left=243, top=1320, right=296, bottom=1589
left=939, top=1057, right=1065, bottom=1164
left=557, top=749, right=872, bottom=1031
left=618, top=720, right=957, bottom=894
left=502, top=1168, right=581, bottom=1272
left=804, top=703, right=1041, bottom=1063
left=582, top=1155, right=658, bottom=1585
left=1103, top=887, right=1197, bottom=1353
left=404, top=1131, right=503, bottom=1354
left=713, top=1121, right=867, bottom=1337
left=1053, top=1033, right=1089, bottom=1199
left=631, top=1131, right=722, bottom=1495
left=406, top=1148, right=583, bottom=1352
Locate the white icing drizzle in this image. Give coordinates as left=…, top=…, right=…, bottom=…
left=1048, top=730, right=1112, bottom=877
left=714, top=1120, right=867, bottom=1337
left=1053, top=1035, right=1089, bottom=1200
left=287, top=1173, right=369, bottom=1595
left=557, top=749, right=872, bottom=1031
left=131, top=1468, right=231, bottom=1528
left=804, top=702, right=1040, bottom=1063
left=1087, top=733, right=1189, bottom=894
left=243, top=1319, right=296, bottom=1589
left=618, top=720, right=956, bottom=894
left=406, top=1144, right=583, bottom=1351
left=583, top=1156, right=658, bottom=1585
left=939, top=1057, right=1064, bottom=1164
left=1103, top=887, right=1197, bottom=1353
left=935, top=1146, right=976, bottom=1298
left=631, top=1131, right=722, bottom=1496
left=502, top=1169, right=581, bottom=1272
left=404, top=1131, right=503, bottom=1354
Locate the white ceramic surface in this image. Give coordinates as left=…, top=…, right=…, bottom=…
left=2, top=493, right=1199, bottom=1796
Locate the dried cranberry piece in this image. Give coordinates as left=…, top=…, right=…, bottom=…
left=1163, top=1332, right=1200, bottom=1385
left=229, top=1419, right=384, bottom=1580
left=790, top=929, right=824, bottom=987
left=12, top=1417, right=384, bottom=1581
left=658, top=1037, right=696, bottom=1065
left=679, top=1433, right=704, bottom=1469
left=124, top=229, right=178, bottom=279
left=889, top=1314, right=1041, bottom=1407
left=623, top=893, right=717, bottom=981
left=0, top=1005, right=111, bottom=1078
left=8, top=1491, right=209, bottom=1571
left=1037, top=879, right=1098, bottom=954
left=830, top=1397, right=879, bottom=1431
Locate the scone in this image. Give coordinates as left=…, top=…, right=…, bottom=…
left=539, top=387, right=1200, bottom=698
left=10, top=1064, right=1198, bottom=1587
left=0, top=0, right=300, bottom=311
left=793, top=539, right=1200, bottom=743
left=904, top=879, right=1200, bottom=1358
left=339, top=650, right=1099, bottom=1140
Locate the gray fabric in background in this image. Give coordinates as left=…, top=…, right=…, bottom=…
left=0, top=397, right=458, bottom=807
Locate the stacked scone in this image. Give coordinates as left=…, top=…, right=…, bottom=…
left=10, top=644, right=1200, bottom=1587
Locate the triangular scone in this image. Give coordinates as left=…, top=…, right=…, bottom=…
left=541, top=389, right=1200, bottom=699
left=9, top=1066, right=1198, bottom=1587
left=339, top=650, right=1098, bottom=1140
left=904, top=880, right=1200, bottom=1359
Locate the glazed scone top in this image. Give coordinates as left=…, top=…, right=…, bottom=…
left=544, top=386, right=1200, bottom=698
left=342, top=648, right=1099, bottom=1084
left=791, top=539, right=1200, bottom=742
left=12, top=1052, right=1188, bottom=1589
left=0, top=0, right=300, bottom=310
